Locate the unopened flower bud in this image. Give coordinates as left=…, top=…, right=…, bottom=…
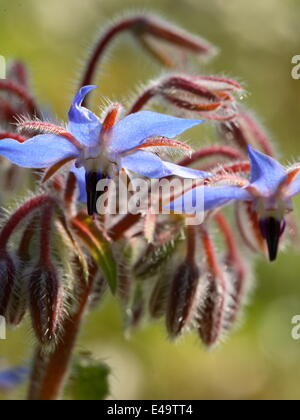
left=166, top=261, right=200, bottom=338
left=198, top=271, right=230, bottom=348
left=29, top=263, right=65, bottom=346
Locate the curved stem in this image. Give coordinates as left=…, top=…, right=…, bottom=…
left=0, top=132, right=27, bottom=142
left=178, top=145, right=245, bottom=167
left=80, top=16, right=142, bottom=99
left=0, top=195, right=55, bottom=250
left=0, top=80, right=42, bottom=118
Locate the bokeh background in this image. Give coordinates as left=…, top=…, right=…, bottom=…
left=1, top=0, right=300, bottom=400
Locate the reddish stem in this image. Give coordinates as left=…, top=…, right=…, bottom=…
left=185, top=225, right=196, bottom=263
left=214, top=212, right=248, bottom=324
left=0, top=132, right=27, bottom=142
left=200, top=226, right=222, bottom=278
left=0, top=195, right=55, bottom=249
left=80, top=16, right=142, bottom=100
left=64, top=172, right=77, bottom=213
left=178, top=145, right=245, bottom=167
left=129, top=87, right=157, bottom=114
left=214, top=213, right=239, bottom=261
left=0, top=80, right=41, bottom=118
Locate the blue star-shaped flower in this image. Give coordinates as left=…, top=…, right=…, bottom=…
left=0, top=86, right=209, bottom=215
left=168, top=145, right=300, bottom=261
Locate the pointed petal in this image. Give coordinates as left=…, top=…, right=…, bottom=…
left=167, top=185, right=252, bottom=213
left=0, top=135, right=80, bottom=168
left=248, top=145, right=286, bottom=196
left=70, top=166, right=87, bottom=202
left=120, top=150, right=210, bottom=179
left=67, top=85, right=102, bottom=147
left=110, top=111, right=204, bottom=153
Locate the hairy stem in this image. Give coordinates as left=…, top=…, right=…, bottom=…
left=0, top=195, right=55, bottom=250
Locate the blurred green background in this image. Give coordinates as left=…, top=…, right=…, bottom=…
left=1, top=0, right=300, bottom=400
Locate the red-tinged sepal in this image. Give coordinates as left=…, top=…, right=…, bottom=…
left=29, top=263, right=65, bottom=347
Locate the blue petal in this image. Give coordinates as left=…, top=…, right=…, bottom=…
left=248, top=145, right=286, bottom=196
left=120, top=150, right=210, bottom=178
left=110, top=111, right=204, bottom=153
left=0, top=366, right=29, bottom=390
left=70, top=166, right=87, bottom=202
left=167, top=185, right=252, bottom=213
left=0, top=135, right=80, bottom=168
left=67, top=85, right=102, bottom=147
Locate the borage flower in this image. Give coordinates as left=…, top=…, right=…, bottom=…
left=0, top=86, right=209, bottom=215
left=168, top=145, right=300, bottom=261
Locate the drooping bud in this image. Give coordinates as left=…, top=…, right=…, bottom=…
left=29, top=264, right=65, bottom=346
left=198, top=272, right=228, bottom=347
left=198, top=227, right=231, bottom=348
left=0, top=252, right=16, bottom=316
left=166, top=261, right=201, bottom=338
left=259, top=217, right=286, bottom=261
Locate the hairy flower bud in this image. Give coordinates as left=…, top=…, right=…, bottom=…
left=198, top=271, right=231, bottom=348
left=166, top=261, right=201, bottom=338
left=29, top=264, right=65, bottom=346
